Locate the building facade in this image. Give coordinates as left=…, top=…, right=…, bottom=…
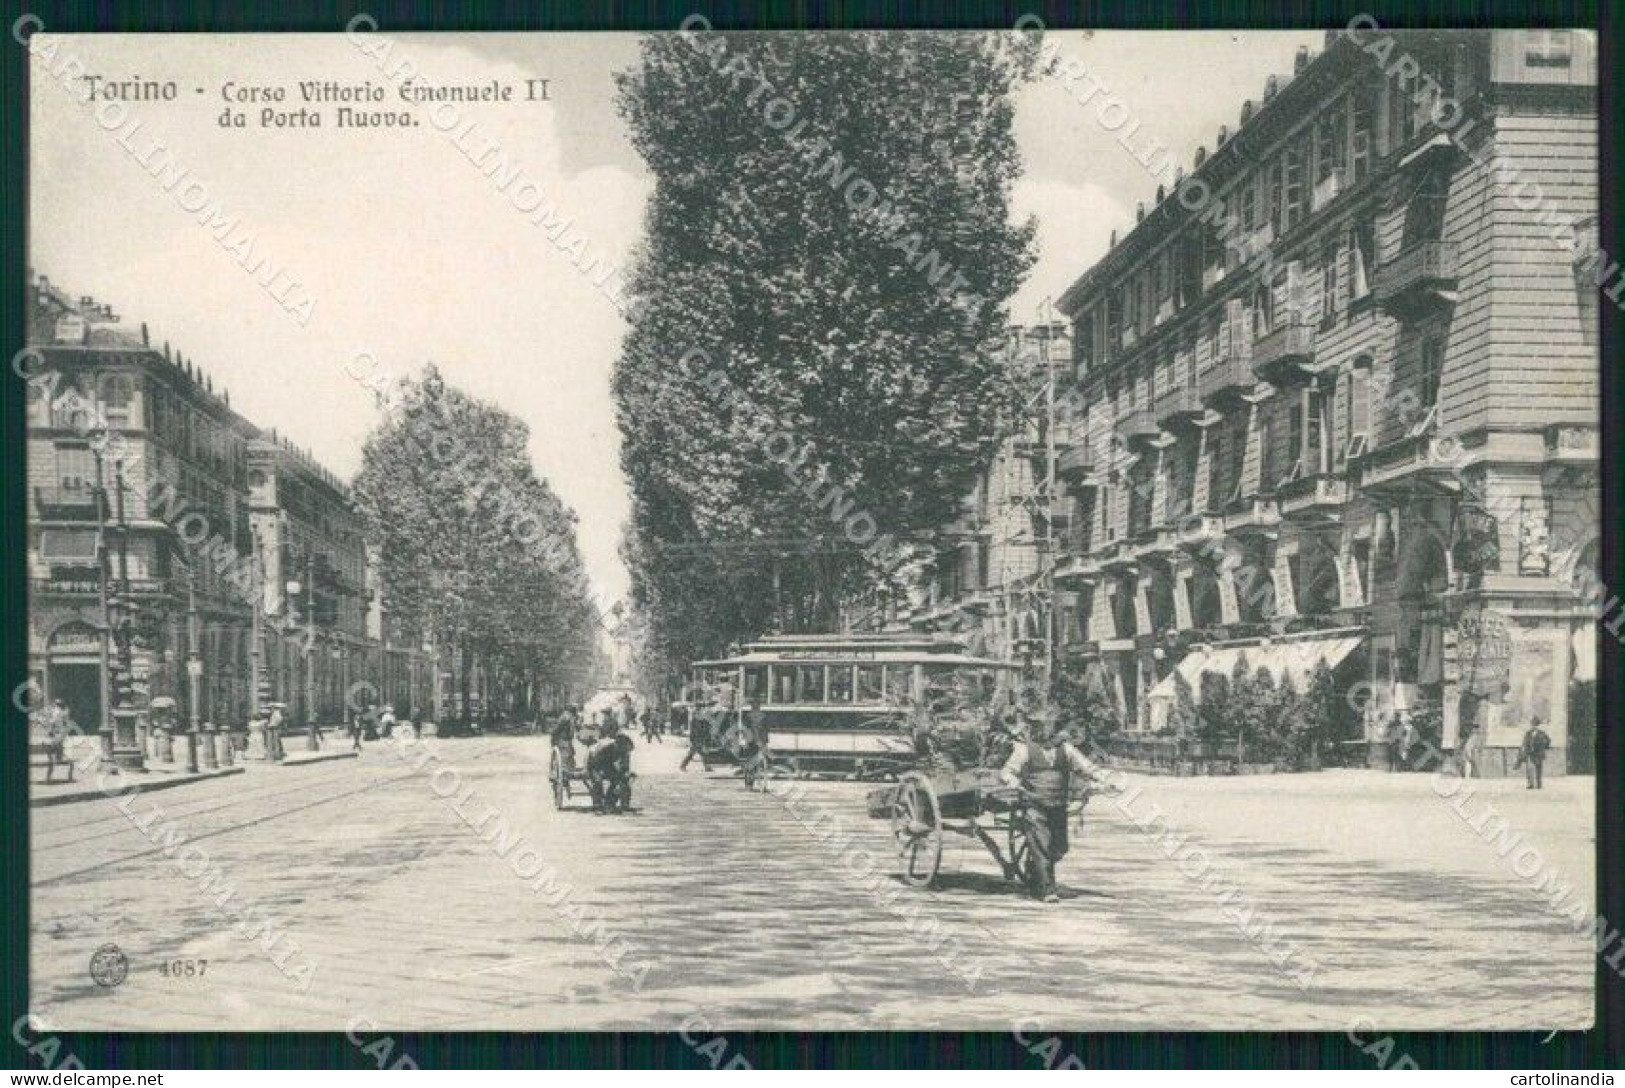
left=25, top=274, right=435, bottom=751
left=845, top=324, right=1078, bottom=672
left=1051, top=30, right=1597, bottom=773
left=26, top=276, right=257, bottom=749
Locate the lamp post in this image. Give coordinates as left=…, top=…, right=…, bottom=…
left=187, top=572, right=212, bottom=771
left=108, top=459, right=144, bottom=771
left=91, top=448, right=116, bottom=766
left=287, top=549, right=319, bottom=749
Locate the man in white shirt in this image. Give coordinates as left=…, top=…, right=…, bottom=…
left=1000, top=713, right=1113, bottom=902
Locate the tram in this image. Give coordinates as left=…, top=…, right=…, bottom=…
left=687, top=633, right=1019, bottom=778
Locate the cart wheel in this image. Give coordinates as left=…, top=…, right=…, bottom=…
left=549, top=750, right=567, bottom=810
left=1005, top=808, right=1033, bottom=886
left=891, top=773, right=943, bottom=889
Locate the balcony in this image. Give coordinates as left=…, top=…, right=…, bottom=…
left=1197, top=350, right=1256, bottom=405
left=1056, top=443, right=1098, bottom=484
left=1155, top=385, right=1206, bottom=430
left=1101, top=539, right=1140, bottom=573
left=1354, top=432, right=1462, bottom=497
left=1178, top=515, right=1227, bottom=552
left=1250, top=321, right=1318, bottom=384
left=1374, top=241, right=1460, bottom=318
left=1276, top=472, right=1351, bottom=522
left=1053, top=551, right=1102, bottom=586
left=33, top=485, right=99, bottom=520
left=1135, top=528, right=1179, bottom=561
left=1116, top=407, right=1162, bottom=448
left=1223, top=496, right=1280, bottom=537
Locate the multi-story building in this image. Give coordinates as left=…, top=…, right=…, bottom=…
left=247, top=436, right=376, bottom=726
left=25, top=273, right=436, bottom=750
left=26, top=274, right=257, bottom=750
left=1053, top=29, right=1598, bottom=773
left=846, top=324, right=1077, bottom=669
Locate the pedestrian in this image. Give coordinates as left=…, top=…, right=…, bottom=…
left=550, top=707, right=578, bottom=774
left=640, top=706, right=658, bottom=744
left=999, top=709, right=1115, bottom=903
left=680, top=709, right=713, bottom=772
left=308, top=710, right=325, bottom=752
left=737, top=698, right=773, bottom=787
left=266, top=704, right=287, bottom=760
left=349, top=710, right=364, bottom=752
left=1383, top=714, right=1403, bottom=772
left=378, top=705, right=397, bottom=740
left=1458, top=721, right=1484, bottom=779
left=586, top=720, right=635, bottom=813
left=1516, top=716, right=1551, bottom=789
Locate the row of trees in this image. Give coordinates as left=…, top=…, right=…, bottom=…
left=353, top=366, right=603, bottom=724
left=613, top=31, right=1042, bottom=692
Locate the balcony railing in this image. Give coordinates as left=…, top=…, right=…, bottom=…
left=1116, top=407, right=1161, bottom=447
left=1056, top=443, right=1097, bottom=482
left=33, top=486, right=99, bottom=520
left=1250, top=321, right=1318, bottom=383
left=1276, top=472, right=1351, bottom=520
left=1197, top=350, right=1255, bottom=404
left=1374, top=241, right=1460, bottom=316
left=1155, top=385, right=1205, bottom=430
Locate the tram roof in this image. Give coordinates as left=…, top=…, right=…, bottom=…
left=692, top=649, right=1020, bottom=670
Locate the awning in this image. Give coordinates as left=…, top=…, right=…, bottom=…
left=1147, top=632, right=1366, bottom=706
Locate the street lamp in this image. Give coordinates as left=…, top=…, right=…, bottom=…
left=103, top=456, right=144, bottom=771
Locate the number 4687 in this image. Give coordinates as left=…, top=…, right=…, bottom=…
left=159, top=959, right=207, bottom=978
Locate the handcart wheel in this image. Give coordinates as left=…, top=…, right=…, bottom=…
left=549, top=750, right=567, bottom=810
left=1005, top=805, right=1033, bottom=886
left=891, top=773, right=943, bottom=888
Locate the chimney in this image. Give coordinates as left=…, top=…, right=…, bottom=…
left=1295, top=45, right=1310, bottom=73
left=80, top=295, right=94, bottom=307
left=1240, top=99, right=1254, bottom=125
left=1217, top=125, right=1229, bottom=146
left=1135, top=202, right=1145, bottom=223
left=141, top=322, right=149, bottom=346
left=1264, top=75, right=1278, bottom=101
left=163, top=341, right=171, bottom=362
left=1194, top=145, right=1207, bottom=167
left=1155, top=184, right=1166, bottom=204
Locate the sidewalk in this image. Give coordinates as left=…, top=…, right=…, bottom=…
left=30, top=762, right=246, bottom=808
left=29, top=729, right=359, bottom=806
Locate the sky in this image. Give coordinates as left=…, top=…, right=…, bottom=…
left=30, top=29, right=1322, bottom=612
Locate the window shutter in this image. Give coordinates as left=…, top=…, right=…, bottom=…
left=1351, top=366, right=1371, bottom=441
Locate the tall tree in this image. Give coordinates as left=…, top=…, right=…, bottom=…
left=615, top=30, right=1040, bottom=685
left=353, top=366, right=600, bottom=722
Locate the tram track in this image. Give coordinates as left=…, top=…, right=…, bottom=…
left=32, top=741, right=515, bottom=887
left=32, top=758, right=366, bottom=852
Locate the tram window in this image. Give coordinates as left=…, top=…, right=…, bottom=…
left=856, top=665, right=884, bottom=703
left=743, top=667, right=767, bottom=704
left=771, top=666, right=795, bottom=704
left=884, top=665, right=913, bottom=704
left=796, top=665, right=826, bottom=703
left=829, top=666, right=854, bottom=703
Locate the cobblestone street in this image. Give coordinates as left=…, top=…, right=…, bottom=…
left=31, top=735, right=1594, bottom=1032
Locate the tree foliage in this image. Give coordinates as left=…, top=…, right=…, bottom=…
left=352, top=366, right=601, bottom=719
left=613, top=30, right=1040, bottom=690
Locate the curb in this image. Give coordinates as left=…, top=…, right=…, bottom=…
left=31, top=765, right=246, bottom=808
left=278, top=749, right=361, bottom=767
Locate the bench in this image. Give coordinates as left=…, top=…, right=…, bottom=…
left=29, top=737, right=75, bottom=784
